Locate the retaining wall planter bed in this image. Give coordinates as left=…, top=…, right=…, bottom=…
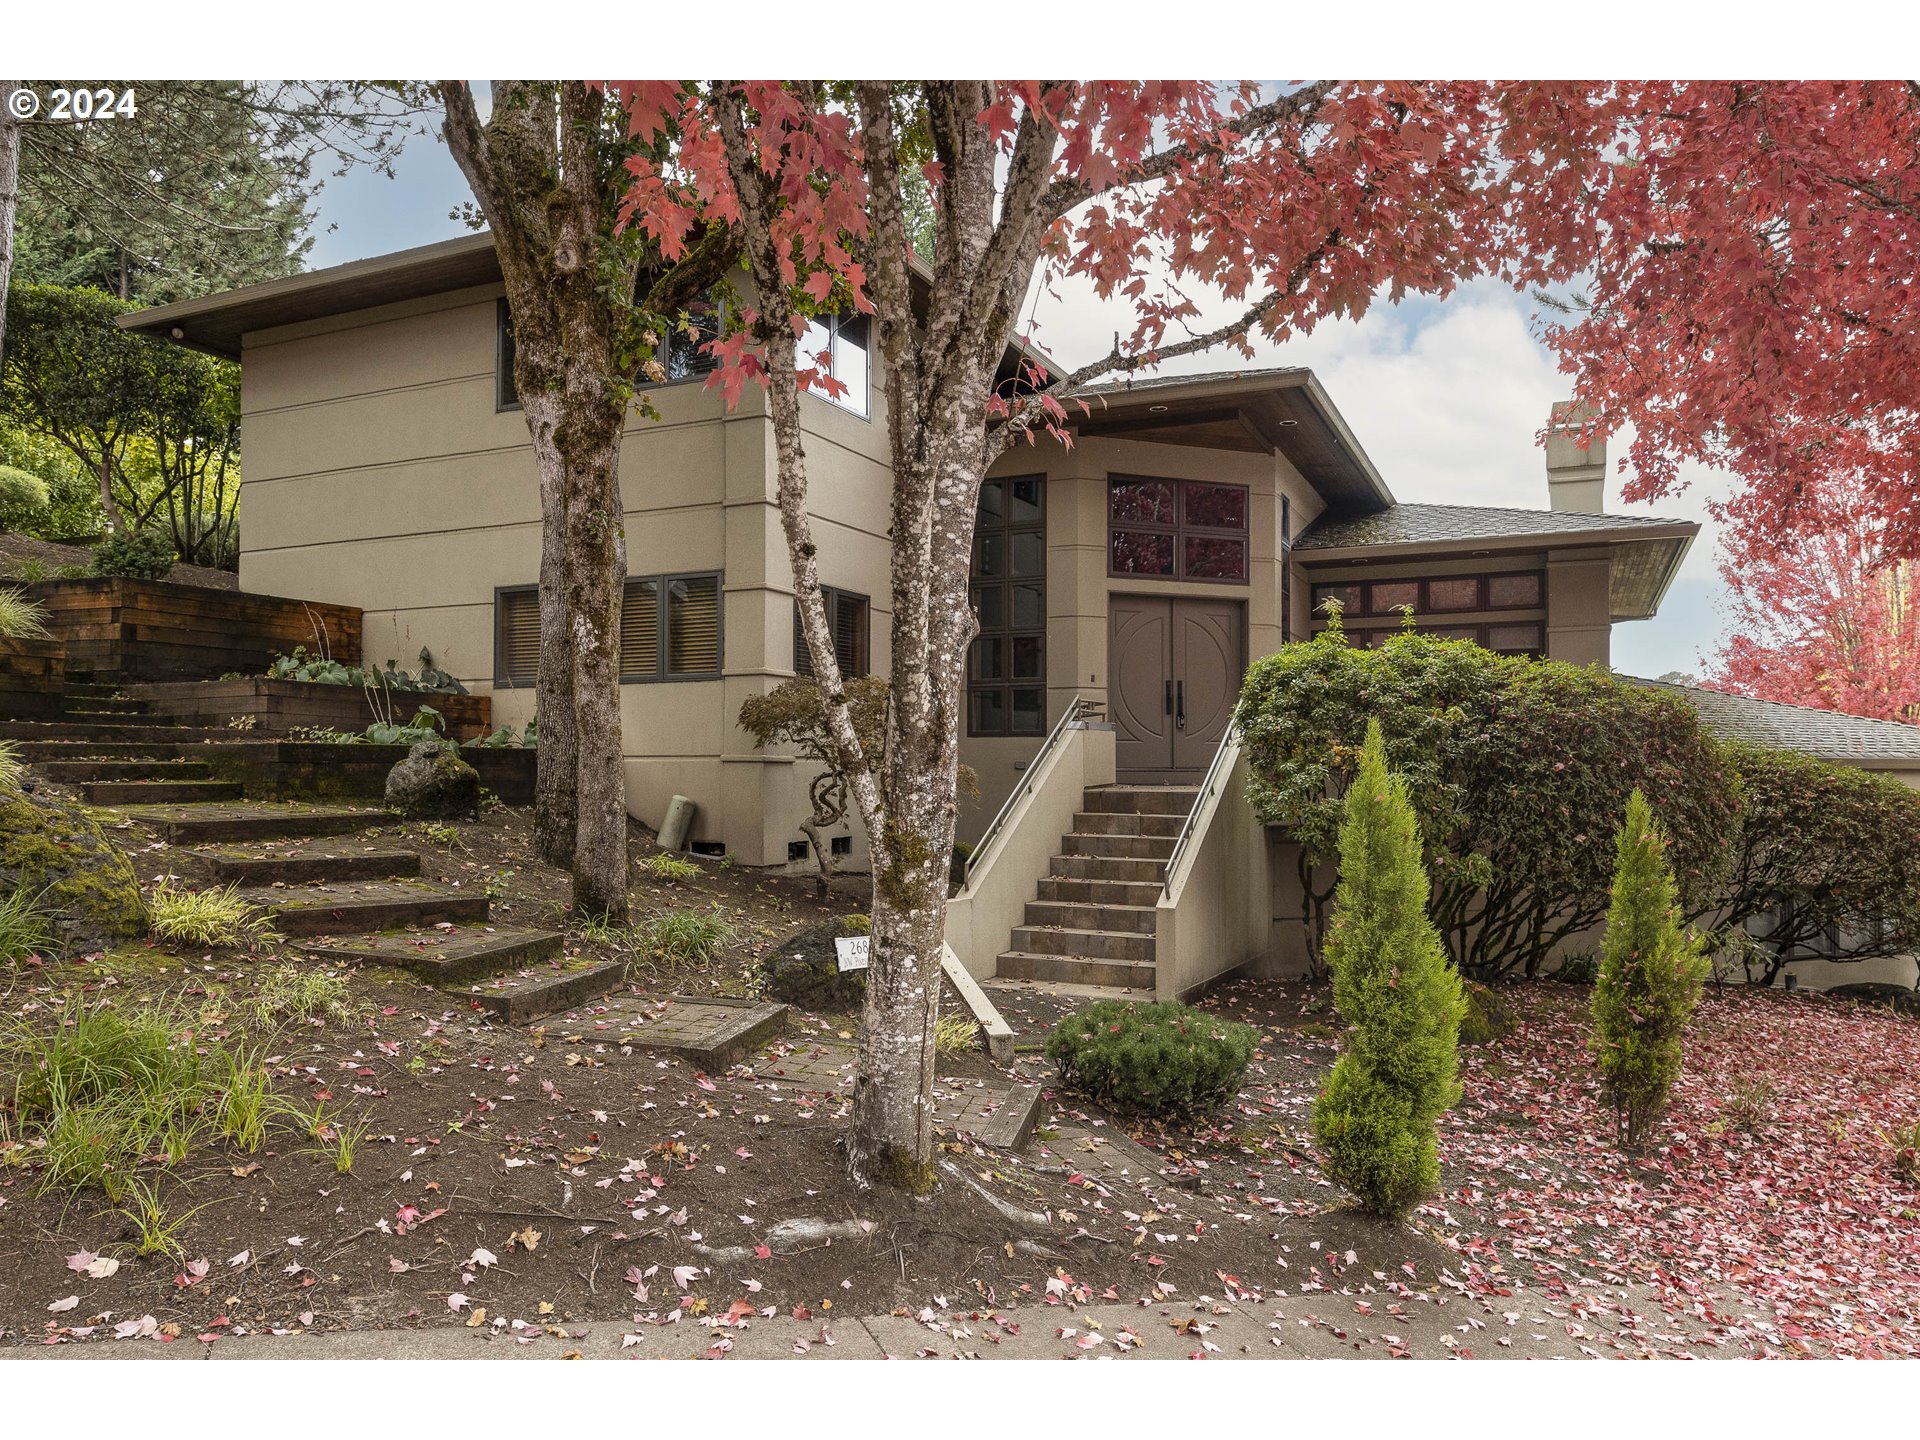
left=131, top=677, right=491, bottom=742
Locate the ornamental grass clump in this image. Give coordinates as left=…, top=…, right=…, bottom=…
left=1312, top=720, right=1465, bottom=1217
left=1591, top=788, right=1708, bottom=1152
left=1046, top=999, right=1256, bottom=1122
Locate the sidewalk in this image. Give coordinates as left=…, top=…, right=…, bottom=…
left=3, top=1286, right=1776, bottom=1360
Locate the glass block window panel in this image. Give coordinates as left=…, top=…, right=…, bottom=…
left=1367, top=580, right=1420, bottom=615
left=1486, top=622, right=1545, bottom=656
left=495, top=586, right=540, bottom=685
left=1426, top=576, right=1482, bottom=612
left=1109, top=477, right=1176, bottom=525
left=970, top=474, right=1045, bottom=735
left=1487, top=572, right=1544, bottom=609
left=1312, top=583, right=1363, bottom=618
left=1182, top=481, right=1248, bottom=531
left=1183, top=535, right=1247, bottom=581
left=619, top=579, right=660, bottom=679
left=1111, top=529, right=1176, bottom=576
left=666, top=575, right=721, bottom=675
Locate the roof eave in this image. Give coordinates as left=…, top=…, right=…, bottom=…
left=1296, top=520, right=1699, bottom=563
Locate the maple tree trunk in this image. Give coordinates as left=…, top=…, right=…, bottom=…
left=520, top=389, right=580, bottom=871
left=564, top=435, right=630, bottom=922
left=0, top=85, right=17, bottom=368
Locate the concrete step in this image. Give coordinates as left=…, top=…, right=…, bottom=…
left=239, top=879, right=489, bottom=936
left=1047, top=852, right=1167, bottom=884
left=1071, top=809, right=1185, bottom=838
left=118, top=802, right=386, bottom=844
left=188, top=843, right=423, bottom=885
left=1009, top=923, right=1156, bottom=963
left=82, top=778, right=245, bottom=806
left=1060, top=830, right=1177, bottom=861
left=1022, top=899, right=1159, bottom=935
left=296, top=924, right=564, bottom=986
left=1082, top=785, right=1200, bottom=816
left=995, top=950, right=1156, bottom=990
left=456, top=955, right=631, bottom=1025
left=31, top=759, right=214, bottom=782
left=1036, top=875, right=1164, bottom=907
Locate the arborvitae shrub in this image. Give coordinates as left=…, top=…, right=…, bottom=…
left=1591, top=788, right=1707, bottom=1151
left=1312, top=719, right=1465, bottom=1216
left=1046, top=999, right=1256, bottom=1121
left=90, top=529, right=176, bottom=580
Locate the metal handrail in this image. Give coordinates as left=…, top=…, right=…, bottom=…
left=1162, top=722, right=1239, bottom=895
left=963, top=694, right=1104, bottom=884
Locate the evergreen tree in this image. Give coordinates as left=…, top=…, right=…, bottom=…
left=1592, top=789, right=1708, bottom=1151
left=1313, top=719, right=1466, bottom=1216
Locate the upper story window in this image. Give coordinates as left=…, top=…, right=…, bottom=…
left=801, top=311, right=871, bottom=418
left=1108, top=476, right=1249, bottom=583
left=495, top=572, right=723, bottom=687
left=793, top=587, right=871, bottom=680
left=498, top=294, right=724, bottom=411
left=1309, top=570, right=1546, bottom=658
left=496, top=299, right=519, bottom=412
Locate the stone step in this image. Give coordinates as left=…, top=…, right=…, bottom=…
left=995, top=950, right=1156, bottom=990
left=1070, top=809, right=1185, bottom=838
left=239, top=879, right=489, bottom=936
left=1060, top=830, right=1178, bottom=861
left=456, top=956, right=630, bottom=1025
left=1022, top=899, right=1159, bottom=935
left=1036, top=875, right=1164, bottom=907
left=118, top=802, right=386, bottom=844
left=296, top=924, right=565, bottom=986
left=0, top=721, right=235, bottom=744
left=1009, top=923, right=1156, bottom=963
left=82, top=778, right=246, bottom=806
left=1082, top=785, right=1201, bottom=816
left=31, top=759, right=215, bottom=782
left=1047, top=853, right=1167, bottom=884
left=187, top=843, right=423, bottom=885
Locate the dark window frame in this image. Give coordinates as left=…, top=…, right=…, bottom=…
left=793, top=586, right=872, bottom=680
left=492, top=572, right=724, bottom=688
left=969, top=474, right=1047, bottom=737
left=495, top=299, right=520, bottom=413
left=1106, top=474, right=1250, bottom=585
left=641, top=292, right=727, bottom=391
left=800, top=310, right=872, bottom=420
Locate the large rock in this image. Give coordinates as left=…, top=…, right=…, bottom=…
left=758, top=916, right=870, bottom=1012
left=384, top=738, right=482, bottom=819
left=0, top=789, right=146, bottom=953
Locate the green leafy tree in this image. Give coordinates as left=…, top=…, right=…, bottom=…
left=1592, top=789, right=1708, bottom=1152
left=1698, top=745, right=1920, bottom=983
left=1313, top=719, right=1465, bottom=1216
left=0, top=422, right=101, bottom=538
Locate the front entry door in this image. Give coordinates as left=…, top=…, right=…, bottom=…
left=1109, top=596, right=1244, bottom=781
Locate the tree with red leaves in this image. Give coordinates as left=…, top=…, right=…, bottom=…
left=1506, top=82, right=1920, bottom=558
left=1707, top=473, right=1920, bottom=724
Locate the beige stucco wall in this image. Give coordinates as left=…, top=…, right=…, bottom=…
left=235, top=282, right=896, bottom=870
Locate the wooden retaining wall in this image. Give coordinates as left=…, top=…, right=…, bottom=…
left=0, top=635, right=66, bottom=719
left=24, top=577, right=362, bottom=682
left=130, top=677, right=492, bottom=742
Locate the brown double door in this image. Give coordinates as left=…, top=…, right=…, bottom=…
left=1109, top=596, right=1244, bottom=781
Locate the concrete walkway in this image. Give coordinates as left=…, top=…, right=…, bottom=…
left=4, top=1286, right=1776, bottom=1360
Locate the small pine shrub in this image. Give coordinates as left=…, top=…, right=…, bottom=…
left=1046, top=1000, right=1256, bottom=1122
left=1591, top=788, right=1708, bottom=1152
left=1312, top=720, right=1465, bottom=1217
left=90, top=529, right=176, bottom=580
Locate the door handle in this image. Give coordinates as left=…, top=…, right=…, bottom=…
left=1176, top=679, right=1185, bottom=729
left=1165, top=680, right=1173, bottom=716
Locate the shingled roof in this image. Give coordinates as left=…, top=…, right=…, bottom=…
left=1294, top=502, right=1687, bottom=551
left=1629, top=677, right=1920, bottom=766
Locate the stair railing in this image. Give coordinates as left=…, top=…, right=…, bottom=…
left=1162, top=721, right=1239, bottom=896
left=963, top=694, right=1104, bottom=885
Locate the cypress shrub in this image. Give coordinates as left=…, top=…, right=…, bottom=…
left=1592, top=788, right=1707, bottom=1151
left=1046, top=999, right=1256, bottom=1122
left=1312, top=719, right=1465, bottom=1216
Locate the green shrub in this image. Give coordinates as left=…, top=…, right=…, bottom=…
left=0, top=465, right=51, bottom=527
left=1312, top=720, right=1465, bottom=1216
left=1046, top=999, right=1256, bottom=1122
left=90, top=528, right=176, bottom=580
left=0, top=586, right=48, bottom=640
left=148, top=879, right=279, bottom=950
left=1591, top=789, right=1708, bottom=1152
left=631, top=908, right=733, bottom=966
left=1553, top=950, right=1600, bottom=984
left=638, top=852, right=702, bottom=883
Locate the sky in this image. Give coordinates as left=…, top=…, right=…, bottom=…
left=303, top=122, right=1732, bottom=681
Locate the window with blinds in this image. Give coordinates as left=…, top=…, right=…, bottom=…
left=792, top=588, right=870, bottom=680
left=494, top=573, right=722, bottom=686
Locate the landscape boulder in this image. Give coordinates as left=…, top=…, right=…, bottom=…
left=0, top=788, right=146, bottom=952
left=385, top=738, right=482, bottom=819
left=758, top=916, right=870, bottom=1011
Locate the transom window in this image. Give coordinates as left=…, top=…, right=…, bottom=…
left=494, top=573, right=722, bottom=687
left=793, top=587, right=871, bottom=680
left=1108, top=476, right=1249, bottom=583
left=801, top=311, right=871, bottom=418
left=1308, top=570, right=1547, bottom=658
left=969, top=475, right=1045, bottom=736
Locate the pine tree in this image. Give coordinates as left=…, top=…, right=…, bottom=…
left=1591, top=788, right=1708, bottom=1151
left=1313, top=719, right=1466, bottom=1216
